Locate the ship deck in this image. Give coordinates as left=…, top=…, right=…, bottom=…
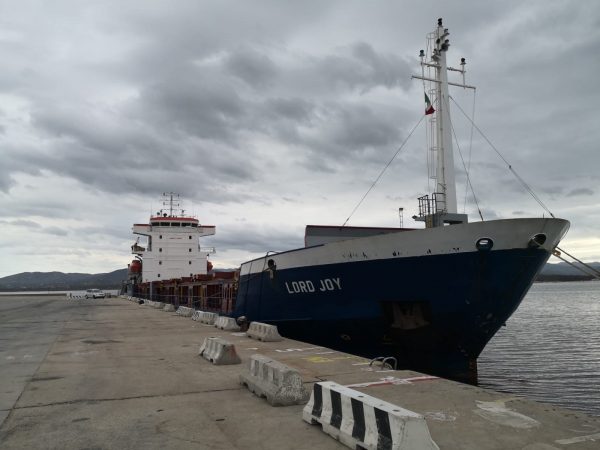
left=1, top=295, right=598, bottom=449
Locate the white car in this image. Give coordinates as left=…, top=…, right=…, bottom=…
left=85, top=289, right=106, bottom=299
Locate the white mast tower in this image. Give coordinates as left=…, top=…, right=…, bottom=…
left=412, top=18, right=473, bottom=227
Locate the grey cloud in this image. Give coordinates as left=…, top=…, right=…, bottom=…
left=13, top=219, right=41, bottom=228
left=0, top=152, right=36, bottom=193
left=263, top=98, right=315, bottom=124
left=224, top=46, right=279, bottom=88
left=540, top=186, right=564, bottom=196
left=43, top=226, right=68, bottom=236
left=0, top=219, right=40, bottom=228
left=211, top=224, right=303, bottom=253
left=0, top=219, right=66, bottom=236
left=312, top=42, right=411, bottom=93
left=567, top=188, right=594, bottom=197
left=5, top=25, right=417, bottom=204
left=1, top=200, right=81, bottom=219
left=322, top=103, right=402, bottom=153
left=138, top=71, right=246, bottom=142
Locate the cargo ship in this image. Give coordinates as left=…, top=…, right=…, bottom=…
left=125, top=19, right=569, bottom=383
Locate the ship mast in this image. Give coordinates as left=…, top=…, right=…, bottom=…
left=161, top=192, right=181, bottom=217
left=412, top=18, right=474, bottom=227
left=433, top=20, right=456, bottom=214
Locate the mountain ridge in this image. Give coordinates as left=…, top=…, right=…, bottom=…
left=0, top=269, right=128, bottom=291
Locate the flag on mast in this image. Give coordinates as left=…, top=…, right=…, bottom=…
left=425, top=93, right=435, bottom=115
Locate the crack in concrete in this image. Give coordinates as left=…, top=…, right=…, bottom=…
left=11, top=387, right=244, bottom=410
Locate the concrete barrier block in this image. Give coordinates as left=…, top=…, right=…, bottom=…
left=163, top=304, right=175, bottom=312
left=246, top=322, right=283, bottom=342
left=214, top=316, right=241, bottom=331
left=154, top=302, right=165, bottom=309
left=303, top=381, right=439, bottom=450
left=198, top=337, right=241, bottom=365
left=199, top=312, right=218, bottom=325
left=191, top=310, right=203, bottom=321
left=176, top=306, right=193, bottom=317
left=240, top=354, right=309, bottom=406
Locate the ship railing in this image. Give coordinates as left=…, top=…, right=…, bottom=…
left=190, top=293, right=235, bottom=314
left=132, top=292, right=235, bottom=315
left=417, top=193, right=446, bottom=217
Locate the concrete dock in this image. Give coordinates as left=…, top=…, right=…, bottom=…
left=1, top=295, right=599, bottom=449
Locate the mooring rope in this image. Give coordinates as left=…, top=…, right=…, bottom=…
left=341, top=113, right=426, bottom=227
left=555, top=247, right=600, bottom=278
left=450, top=96, right=555, bottom=219
left=443, top=94, right=484, bottom=221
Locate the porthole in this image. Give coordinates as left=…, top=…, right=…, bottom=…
left=476, top=237, right=494, bottom=251
left=528, top=233, right=547, bottom=248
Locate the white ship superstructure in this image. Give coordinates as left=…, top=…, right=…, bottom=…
left=131, top=193, right=215, bottom=283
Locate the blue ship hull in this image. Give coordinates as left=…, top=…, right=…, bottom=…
left=233, top=247, right=552, bottom=383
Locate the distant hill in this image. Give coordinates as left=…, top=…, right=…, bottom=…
left=536, top=261, right=600, bottom=282
left=0, top=269, right=128, bottom=291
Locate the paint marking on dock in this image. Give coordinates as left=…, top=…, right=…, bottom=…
left=345, top=375, right=438, bottom=388
left=555, top=432, right=600, bottom=445
left=274, top=347, right=323, bottom=353
left=303, top=355, right=361, bottom=364
left=473, top=399, right=541, bottom=429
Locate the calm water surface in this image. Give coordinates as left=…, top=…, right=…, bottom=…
left=479, top=280, right=600, bottom=416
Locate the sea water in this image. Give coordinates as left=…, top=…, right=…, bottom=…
left=479, top=280, right=600, bottom=416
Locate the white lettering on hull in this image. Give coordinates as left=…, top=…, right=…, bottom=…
left=285, top=278, right=341, bottom=294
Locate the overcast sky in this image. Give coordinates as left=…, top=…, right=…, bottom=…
left=1, top=0, right=599, bottom=277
